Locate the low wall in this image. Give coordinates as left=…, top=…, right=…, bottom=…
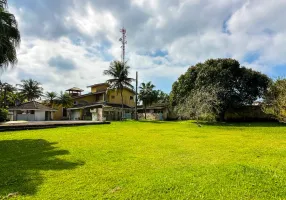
left=138, top=113, right=163, bottom=120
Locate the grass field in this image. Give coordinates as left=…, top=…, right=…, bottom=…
left=0, top=121, right=285, bottom=199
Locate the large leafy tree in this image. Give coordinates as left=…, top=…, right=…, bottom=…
left=103, top=61, right=134, bottom=119
left=0, top=0, right=21, bottom=69
left=171, top=58, right=271, bottom=121
left=138, top=82, right=157, bottom=119
left=18, top=79, right=43, bottom=101
left=45, top=91, right=57, bottom=108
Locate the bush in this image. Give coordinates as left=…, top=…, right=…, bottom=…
left=0, top=108, right=8, bottom=122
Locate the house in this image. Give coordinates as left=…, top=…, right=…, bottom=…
left=53, top=83, right=136, bottom=121
left=8, top=101, right=57, bottom=121
left=137, top=103, right=169, bottom=120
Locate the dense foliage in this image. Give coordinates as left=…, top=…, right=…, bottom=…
left=0, top=107, right=8, bottom=121
left=263, top=79, right=286, bottom=122
left=171, top=58, right=271, bottom=121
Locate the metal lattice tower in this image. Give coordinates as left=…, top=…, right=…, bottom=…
left=119, top=28, right=127, bottom=64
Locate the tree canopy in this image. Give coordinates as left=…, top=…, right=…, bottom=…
left=263, top=78, right=286, bottom=122
left=18, top=79, right=43, bottom=101
left=0, top=0, right=21, bottom=69
left=171, top=58, right=271, bottom=121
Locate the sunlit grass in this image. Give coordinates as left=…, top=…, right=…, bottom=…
left=0, top=121, right=285, bottom=199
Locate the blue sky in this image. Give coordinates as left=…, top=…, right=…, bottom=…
left=2, top=0, right=286, bottom=93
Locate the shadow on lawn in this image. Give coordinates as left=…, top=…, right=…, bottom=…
left=196, top=121, right=286, bottom=128
left=137, top=120, right=166, bottom=124
left=0, top=139, right=84, bottom=197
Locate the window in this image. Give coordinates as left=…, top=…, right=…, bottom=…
left=30, top=110, right=35, bottom=114
left=130, top=96, right=134, bottom=100
left=74, top=101, right=78, bottom=105
left=111, top=95, right=115, bottom=99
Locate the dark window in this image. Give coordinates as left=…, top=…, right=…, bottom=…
left=74, top=101, right=77, bottom=105
left=130, top=96, right=134, bottom=100
left=30, top=110, right=35, bottom=114
left=63, top=108, right=67, bottom=117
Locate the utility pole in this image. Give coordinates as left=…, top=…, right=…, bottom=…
left=135, top=71, right=138, bottom=120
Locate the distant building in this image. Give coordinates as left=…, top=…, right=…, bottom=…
left=53, top=83, right=136, bottom=121
left=137, top=103, right=169, bottom=120
left=8, top=101, right=57, bottom=121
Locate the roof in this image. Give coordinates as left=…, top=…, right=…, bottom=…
left=137, top=103, right=168, bottom=110
left=87, top=83, right=108, bottom=88
left=87, top=82, right=135, bottom=94
left=66, top=87, right=84, bottom=92
left=67, top=102, right=132, bottom=110
left=8, top=101, right=57, bottom=111
left=73, top=91, right=107, bottom=99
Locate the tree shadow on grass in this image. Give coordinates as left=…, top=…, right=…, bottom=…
left=137, top=120, right=166, bottom=124
left=0, top=139, right=84, bottom=197
left=195, top=121, right=286, bottom=128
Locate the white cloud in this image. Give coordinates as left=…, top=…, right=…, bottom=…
left=3, top=0, right=286, bottom=93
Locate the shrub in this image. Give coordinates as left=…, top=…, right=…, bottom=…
left=0, top=108, right=8, bottom=122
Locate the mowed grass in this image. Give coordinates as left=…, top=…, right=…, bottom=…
left=0, top=121, right=286, bottom=200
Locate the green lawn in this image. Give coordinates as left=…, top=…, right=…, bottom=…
left=0, top=121, right=285, bottom=199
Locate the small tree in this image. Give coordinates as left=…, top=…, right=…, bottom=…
left=56, top=92, right=73, bottom=108
left=138, top=82, right=157, bottom=119
left=177, top=86, right=221, bottom=125
left=45, top=91, right=57, bottom=108
left=263, top=79, right=286, bottom=122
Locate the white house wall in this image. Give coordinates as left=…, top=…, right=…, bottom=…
left=35, top=111, right=45, bottom=121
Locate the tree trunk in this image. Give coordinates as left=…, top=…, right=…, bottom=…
left=144, top=104, right=147, bottom=119
left=121, top=89, right=124, bottom=120
left=3, top=87, right=7, bottom=108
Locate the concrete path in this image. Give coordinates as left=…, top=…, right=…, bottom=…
left=0, top=121, right=110, bottom=131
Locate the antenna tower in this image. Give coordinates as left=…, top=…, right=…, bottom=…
left=119, top=28, right=127, bottom=64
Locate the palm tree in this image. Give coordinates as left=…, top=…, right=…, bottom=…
left=18, top=79, right=43, bottom=101
left=0, top=0, right=21, bottom=69
left=0, top=81, right=16, bottom=108
left=139, top=82, right=157, bottom=119
left=57, top=91, right=73, bottom=108
left=45, top=91, right=57, bottom=108
left=103, top=61, right=134, bottom=119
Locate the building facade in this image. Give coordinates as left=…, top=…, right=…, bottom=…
left=53, top=83, right=136, bottom=121
left=9, top=101, right=57, bottom=121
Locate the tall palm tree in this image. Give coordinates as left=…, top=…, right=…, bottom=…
left=45, top=91, right=57, bottom=108
left=0, top=0, right=21, bottom=69
left=139, top=82, right=157, bottom=119
left=103, top=61, right=134, bottom=119
left=18, top=79, right=43, bottom=101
